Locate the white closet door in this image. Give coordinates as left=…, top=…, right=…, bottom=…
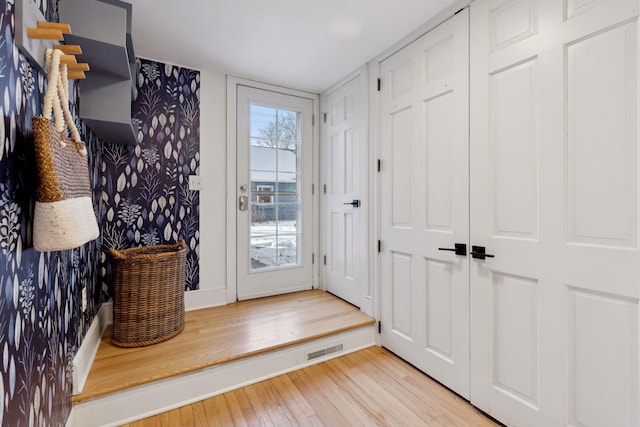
left=380, top=9, right=470, bottom=398
left=470, top=0, right=639, bottom=425
left=322, top=75, right=366, bottom=307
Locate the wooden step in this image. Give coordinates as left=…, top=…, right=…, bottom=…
left=68, top=290, right=376, bottom=426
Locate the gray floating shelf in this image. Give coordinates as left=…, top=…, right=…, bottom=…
left=59, top=0, right=137, bottom=145
left=63, top=35, right=131, bottom=79
left=77, top=74, right=139, bottom=145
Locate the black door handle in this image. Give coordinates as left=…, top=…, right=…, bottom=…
left=470, top=246, right=495, bottom=260
left=438, top=243, right=467, bottom=256
left=344, top=200, right=361, bottom=208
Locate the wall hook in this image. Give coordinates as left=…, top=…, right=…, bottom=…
left=54, top=45, right=83, bottom=55
left=15, top=0, right=89, bottom=80
left=26, top=27, right=64, bottom=40
left=37, top=21, right=72, bottom=34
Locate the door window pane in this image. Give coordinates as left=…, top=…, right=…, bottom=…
left=250, top=236, right=277, bottom=269
left=277, top=234, right=300, bottom=267
left=249, top=104, right=303, bottom=271
left=255, top=185, right=274, bottom=204
left=277, top=109, right=299, bottom=149
left=277, top=147, right=297, bottom=173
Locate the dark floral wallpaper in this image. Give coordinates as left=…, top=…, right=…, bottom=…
left=100, top=58, right=200, bottom=295
left=0, top=1, right=201, bottom=424
left=0, top=0, right=104, bottom=425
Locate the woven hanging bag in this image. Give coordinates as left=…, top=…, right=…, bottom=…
left=32, top=49, right=99, bottom=252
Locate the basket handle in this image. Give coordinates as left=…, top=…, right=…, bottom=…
left=108, top=246, right=127, bottom=260
left=108, top=239, right=188, bottom=261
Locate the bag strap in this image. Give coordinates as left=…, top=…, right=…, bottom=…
left=43, top=48, right=86, bottom=155
left=43, top=49, right=64, bottom=138
left=57, top=62, right=84, bottom=151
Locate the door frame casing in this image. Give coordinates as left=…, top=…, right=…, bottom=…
left=226, top=77, right=320, bottom=303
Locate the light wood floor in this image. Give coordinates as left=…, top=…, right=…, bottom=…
left=75, top=290, right=375, bottom=403
left=121, top=346, right=499, bottom=427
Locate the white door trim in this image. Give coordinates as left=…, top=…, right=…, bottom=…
left=369, top=60, right=382, bottom=334
left=226, top=77, right=320, bottom=303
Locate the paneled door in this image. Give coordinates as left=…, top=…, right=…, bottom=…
left=236, top=85, right=314, bottom=300
left=379, top=9, right=470, bottom=398
left=470, top=0, right=639, bottom=425
left=322, top=74, right=366, bottom=307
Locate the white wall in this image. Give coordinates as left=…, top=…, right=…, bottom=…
left=192, top=69, right=229, bottom=307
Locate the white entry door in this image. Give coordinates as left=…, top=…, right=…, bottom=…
left=380, top=9, right=470, bottom=398
left=470, top=0, right=639, bottom=425
left=236, top=85, right=315, bottom=300
left=322, top=74, right=366, bottom=307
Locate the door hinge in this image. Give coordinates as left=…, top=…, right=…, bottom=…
left=323, top=184, right=327, bottom=194
left=312, top=253, right=315, bottom=264
left=377, top=240, right=382, bottom=253
left=324, top=255, right=327, bottom=265
left=323, top=113, right=327, bottom=123
left=312, top=184, right=315, bottom=195
left=378, top=321, right=382, bottom=333
left=312, top=114, right=315, bottom=126
left=377, top=159, right=381, bottom=172
left=377, top=78, right=381, bottom=91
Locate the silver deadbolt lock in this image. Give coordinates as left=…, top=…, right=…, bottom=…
left=240, top=183, right=248, bottom=192
left=239, top=195, right=248, bottom=211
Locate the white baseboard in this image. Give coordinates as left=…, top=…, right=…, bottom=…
left=184, top=288, right=228, bottom=310
left=67, top=325, right=376, bottom=427
left=72, top=303, right=111, bottom=395
left=98, top=300, right=112, bottom=327
left=65, top=406, right=76, bottom=427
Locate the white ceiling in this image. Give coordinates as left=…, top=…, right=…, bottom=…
left=126, top=0, right=458, bottom=93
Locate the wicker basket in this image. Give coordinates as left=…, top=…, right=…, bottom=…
left=109, top=240, right=187, bottom=347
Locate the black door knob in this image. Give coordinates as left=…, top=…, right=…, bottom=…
left=438, top=243, right=467, bottom=256
left=470, top=246, right=495, bottom=260
left=344, top=200, right=361, bottom=208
